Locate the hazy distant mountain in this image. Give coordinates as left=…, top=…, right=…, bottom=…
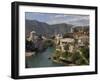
left=25, top=20, right=51, bottom=37
left=51, top=23, right=73, bottom=34
left=72, top=26, right=89, bottom=33
left=25, top=20, right=88, bottom=37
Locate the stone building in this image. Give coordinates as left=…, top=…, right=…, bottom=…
left=55, top=34, right=75, bottom=53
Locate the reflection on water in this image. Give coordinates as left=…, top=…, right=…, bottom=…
left=26, top=47, right=64, bottom=68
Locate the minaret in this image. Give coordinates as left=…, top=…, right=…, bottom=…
left=71, top=27, right=73, bottom=33
left=27, top=31, right=36, bottom=41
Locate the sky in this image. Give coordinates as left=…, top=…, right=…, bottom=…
left=25, top=12, right=89, bottom=26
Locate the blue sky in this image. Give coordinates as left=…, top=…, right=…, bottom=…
left=25, top=12, right=89, bottom=26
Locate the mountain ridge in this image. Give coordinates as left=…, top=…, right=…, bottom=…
left=25, top=20, right=89, bottom=37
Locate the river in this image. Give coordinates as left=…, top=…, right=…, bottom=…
left=26, top=47, right=65, bottom=68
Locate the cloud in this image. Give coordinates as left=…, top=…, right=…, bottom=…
left=26, top=12, right=89, bottom=26
left=46, top=15, right=89, bottom=26
left=54, top=14, right=67, bottom=18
